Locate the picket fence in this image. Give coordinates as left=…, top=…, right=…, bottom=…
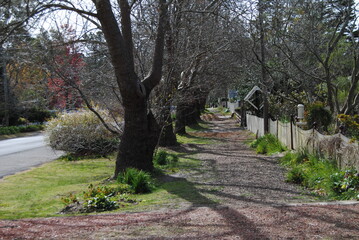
left=246, top=113, right=359, bottom=170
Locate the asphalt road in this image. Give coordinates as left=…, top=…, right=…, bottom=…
left=0, top=134, right=63, bottom=179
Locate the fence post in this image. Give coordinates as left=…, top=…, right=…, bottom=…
left=276, top=116, right=279, bottom=138
left=290, top=115, right=294, bottom=150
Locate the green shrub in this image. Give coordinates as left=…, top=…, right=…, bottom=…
left=328, top=169, right=359, bottom=199
left=22, top=108, right=54, bottom=123
left=154, top=150, right=168, bottom=165
left=153, top=150, right=179, bottom=167
left=250, top=134, right=286, bottom=155
left=83, top=184, right=132, bottom=211
left=287, top=165, right=306, bottom=184
left=83, top=184, right=117, bottom=198
left=280, top=152, right=294, bottom=166
left=61, top=193, right=79, bottom=205
left=45, top=109, right=120, bottom=156
left=117, top=168, right=152, bottom=194
left=306, top=102, right=332, bottom=132
left=168, top=154, right=179, bottom=163
left=337, top=114, right=359, bottom=141
left=17, top=117, right=29, bottom=125
left=280, top=150, right=309, bottom=166
left=281, top=150, right=359, bottom=200
left=61, top=183, right=134, bottom=213
left=84, top=193, right=119, bottom=212
left=21, top=124, right=44, bottom=132
left=0, top=124, right=44, bottom=135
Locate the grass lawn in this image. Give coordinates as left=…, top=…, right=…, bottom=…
left=186, top=122, right=210, bottom=132
left=0, top=159, right=115, bottom=219
left=0, top=130, right=217, bottom=220
left=176, top=134, right=216, bottom=145
left=0, top=115, right=220, bottom=220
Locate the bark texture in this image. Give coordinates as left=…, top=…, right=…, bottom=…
left=93, top=0, right=168, bottom=177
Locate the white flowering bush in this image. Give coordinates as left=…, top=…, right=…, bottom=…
left=46, top=109, right=121, bottom=156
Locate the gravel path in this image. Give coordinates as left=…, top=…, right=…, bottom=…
left=182, top=118, right=317, bottom=208
left=1, top=117, right=359, bottom=239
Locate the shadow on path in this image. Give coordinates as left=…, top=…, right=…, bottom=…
left=162, top=175, right=270, bottom=239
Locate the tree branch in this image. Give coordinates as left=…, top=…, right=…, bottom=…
left=142, top=0, right=168, bottom=95
left=118, top=0, right=135, bottom=68
left=93, top=0, right=137, bottom=96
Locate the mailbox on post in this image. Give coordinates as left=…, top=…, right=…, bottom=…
left=297, top=104, right=304, bottom=120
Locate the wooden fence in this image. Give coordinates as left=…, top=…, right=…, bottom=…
left=246, top=114, right=359, bottom=170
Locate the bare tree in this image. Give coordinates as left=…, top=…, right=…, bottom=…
left=25, top=0, right=169, bottom=177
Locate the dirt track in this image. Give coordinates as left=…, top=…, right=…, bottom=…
left=1, top=117, right=359, bottom=239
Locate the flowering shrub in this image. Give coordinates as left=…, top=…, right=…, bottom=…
left=282, top=151, right=359, bottom=200
left=83, top=184, right=119, bottom=212
left=61, top=183, right=136, bottom=213
left=45, top=109, right=120, bottom=156
left=337, top=114, right=359, bottom=141
left=329, top=169, right=359, bottom=200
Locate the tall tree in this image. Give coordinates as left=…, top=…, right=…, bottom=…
left=89, top=0, right=167, bottom=176
left=13, top=0, right=169, bottom=176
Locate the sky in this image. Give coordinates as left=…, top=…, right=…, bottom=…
left=35, top=0, right=359, bottom=38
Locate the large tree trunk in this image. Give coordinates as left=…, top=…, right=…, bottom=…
left=174, top=101, right=187, bottom=134
left=152, top=80, right=177, bottom=146
left=94, top=0, right=168, bottom=178
left=158, top=113, right=177, bottom=146
left=342, top=57, right=359, bottom=115
left=0, top=46, right=9, bottom=126
left=175, top=89, right=208, bottom=134
left=324, top=69, right=335, bottom=113
left=185, top=104, right=200, bottom=126
left=115, top=102, right=159, bottom=176
left=174, top=101, right=199, bottom=134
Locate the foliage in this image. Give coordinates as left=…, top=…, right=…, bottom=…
left=84, top=193, right=118, bottom=212
left=0, top=124, right=43, bottom=135
left=250, top=134, right=286, bottom=155
left=280, top=149, right=310, bottom=166
left=59, top=153, right=112, bottom=161
left=337, top=114, right=359, bottom=141
left=281, top=151, right=359, bottom=200
left=82, top=184, right=119, bottom=212
left=23, top=108, right=54, bottom=123
left=45, top=109, right=120, bottom=156
left=329, top=169, right=359, bottom=200
left=286, top=165, right=306, bottom=184
left=61, top=193, right=79, bottom=205
left=61, top=182, right=137, bottom=213
left=117, top=168, right=153, bottom=194
left=154, top=150, right=167, bottom=165
left=305, top=102, right=332, bottom=132
left=0, top=108, right=54, bottom=126
left=47, top=43, right=84, bottom=110
left=153, top=150, right=179, bottom=166
left=17, top=117, right=29, bottom=125
left=61, top=183, right=136, bottom=213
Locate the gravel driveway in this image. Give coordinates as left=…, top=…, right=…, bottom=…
left=1, top=117, right=358, bottom=239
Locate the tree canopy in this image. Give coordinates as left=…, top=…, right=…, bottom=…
left=1, top=0, right=358, bottom=176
